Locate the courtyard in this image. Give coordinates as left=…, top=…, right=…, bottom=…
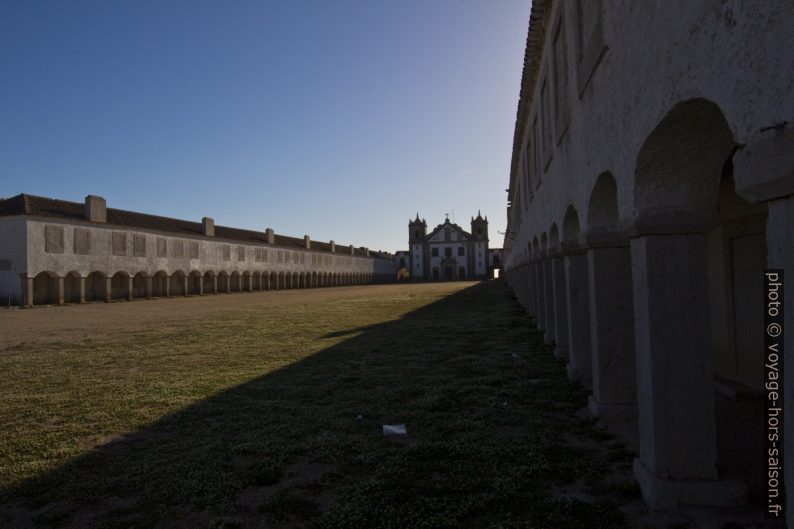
left=0, top=281, right=643, bottom=528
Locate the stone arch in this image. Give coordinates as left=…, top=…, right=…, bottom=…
left=110, top=271, right=130, bottom=300
left=268, top=271, right=276, bottom=290
left=188, top=271, right=202, bottom=295
left=549, top=223, right=559, bottom=253
left=170, top=270, right=186, bottom=296
left=152, top=271, right=168, bottom=297
left=132, top=272, right=148, bottom=298
left=230, top=271, right=241, bottom=292
left=202, top=270, right=216, bottom=294
left=252, top=271, right=261, bottom=291
left=588, top=172, right=619, bottom=234
left=64, top=271, right=81, bottom=303
left=311, top=271, right=318, bottom=288
left=218, top=271, right=230, bottom=293
left=86, top=271, right=107, bottom=302
left=563, top=205, right=581, bottom=244
left=284, top=271, right=291, bottom=289
left=633, top=98, right=735, bottom=233
left=33, top=271, right=59, bottom=305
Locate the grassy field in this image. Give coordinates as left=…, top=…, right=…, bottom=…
left=0, top=281, right=641, bottom=529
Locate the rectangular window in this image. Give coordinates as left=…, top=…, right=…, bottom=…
left=431, top=248, right=439, bottom=257
left=223, top=244, right=231, bottom=261
left=457, top=247, right=465, bottom=256
left=238, top=245, right=245, bottom=261
left=112, top=232, right=127, bottom=256
left=157, top=238, right=167, bottom=257
left=44, top=225, right=64, bottom=254
left=74, top=228, right=90, bottom=255
left=133, top=235, right=146, bottom=257
left=444, top=247, right=452, bottom=257
left=173, top=240, right=184, bottom=258
left=189, top=241, right=199, bottom=259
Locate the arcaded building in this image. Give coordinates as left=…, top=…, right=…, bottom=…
left=502, top=0, right=793, bottom=520
left=0, top=194, right=397, bottom=307
left=407, top=213, right=489, bottom=280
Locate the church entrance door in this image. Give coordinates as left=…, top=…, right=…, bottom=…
left=444, top=266, right=454, bottom=281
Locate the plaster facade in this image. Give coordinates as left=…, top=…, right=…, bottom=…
left=0, top=194, right=397, bottom=306
left=502, top=0, right=794, bottom=519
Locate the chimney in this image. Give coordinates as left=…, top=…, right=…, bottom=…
left=330, top=240, right=335, bottom=253
left=84, top=195, right=107, bottom=223
left=265, top=228, right=275, bottom=244
left=202, top=217, right=214, bottom=237
left=349, top=244, right=354, bottom=255
left=304, top=235, right=311, bottom=249
left=365, top=247, right=370, bottom=256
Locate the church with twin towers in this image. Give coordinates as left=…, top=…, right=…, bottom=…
left=406, top=211, right=490, bottom=281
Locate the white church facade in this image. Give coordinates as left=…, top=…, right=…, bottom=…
left=408, top=213, right=489, bottom=281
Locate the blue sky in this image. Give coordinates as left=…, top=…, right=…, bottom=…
left=0, top=1, right=529, bottom=252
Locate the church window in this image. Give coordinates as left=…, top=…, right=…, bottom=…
left=444, top=247, right=452, bottom=257
left=431, top=248, right=439, bottom=257
left=444, top=228, right=451, bottom=241
left=457, top=247, right=464, bottom=256
left=477, top=228, right=482, bottom=236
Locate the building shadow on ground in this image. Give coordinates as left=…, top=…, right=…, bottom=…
left=0, top=281, right=632, bottom=529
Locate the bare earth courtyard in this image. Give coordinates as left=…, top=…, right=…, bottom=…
left=0, top=282, right=670, bottom=528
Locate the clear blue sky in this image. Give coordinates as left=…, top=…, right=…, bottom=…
left=0, top=1, right=529, bottom=252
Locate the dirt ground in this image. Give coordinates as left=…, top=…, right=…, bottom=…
left=0, top=282, right=467, bottom=347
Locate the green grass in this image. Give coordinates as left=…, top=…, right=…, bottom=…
left=0, top=281, right=630, bottom=528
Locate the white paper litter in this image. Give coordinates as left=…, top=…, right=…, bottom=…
left=382, top=424, right=407, bottom=436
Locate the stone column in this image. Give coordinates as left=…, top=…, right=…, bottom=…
left=79, top=277, right=86, bottom=303
left=766, top=196, right=793, bottom=528
left=183, top=276, right=188, bottom=296
left=127, top=277, right=133, bottom=301
left=105, top=276, right=112, bottom=302
left=631, top=233, right=745, bottom=508
left=198, top=276, right=204, bottom=295
left=165, top=277, right=171, bottom=297
left=56, top=277, right=65, bottom=306
left=24, top=276, right=34, bottom=307
left=212, top=275, right=217, bottom=294
left=564, top=252, right=592, bottom=387
left=587, top=244, right=635, bottom=422
left=543, top=257, right=556, bottom=343
left=551, top=255, right=569, bottom=359
left=534, top=261, right=546, bottom=332
left=528, top=263, right=536, bottom=319
left=146, top=276, right=153, bottom=299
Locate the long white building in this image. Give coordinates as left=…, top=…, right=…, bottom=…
left=0, top=193, right=398, bottom=306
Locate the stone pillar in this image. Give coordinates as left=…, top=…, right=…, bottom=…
left=165, top=277, right=171, bottom=297
left=564, top=252, right=592, bottom=387
left=551, top=256, right=569, bottom=359
left=146, top=276, right=153, bottom=299
left=105, top=276, right=112, bottom=302
left=56, top=277, right=65, bottom=306
left=527, top=263, right=536, bottom=318
left=587, top=244, right=635, bottom=421
left=79, top=277, right=86, bottom=303
left=198, top=276, right=204, bottom=295
left=765, top=196, right=793, bottom=528
left=534, top=261, right=546, bottom=332
left=543, top=257, right=556, bottom=343
left=183, top=276, right=188, bottom=297
left=212, top=275, right=218, bottom=294
left=631, top=233, right=745, bottom=508
left=127, top=277, right=134, bottom=301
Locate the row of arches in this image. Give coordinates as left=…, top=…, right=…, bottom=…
left=27, top=270, right=378, bottom=306
left=505, top=98, right=776, bottom=509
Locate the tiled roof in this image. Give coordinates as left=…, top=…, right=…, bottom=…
left=0, top=193, right=391, bottom=259
left=506, top=0, right=552, bottom=220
